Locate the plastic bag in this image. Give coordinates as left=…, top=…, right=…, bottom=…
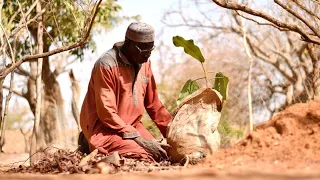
left=167, top=88, right=223, bottom=163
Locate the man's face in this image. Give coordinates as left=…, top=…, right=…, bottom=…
left=128, top=40, right=155, bottom=64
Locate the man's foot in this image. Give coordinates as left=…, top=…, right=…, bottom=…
left=78, top=131, right=90, bottom=154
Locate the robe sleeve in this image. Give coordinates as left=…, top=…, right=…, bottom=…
left=144, top=63, right=172, bottom=137
left=93, top=62, right=138, bottom=135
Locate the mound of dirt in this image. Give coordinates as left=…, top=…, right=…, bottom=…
left=206, top=100, right=320, bottom=168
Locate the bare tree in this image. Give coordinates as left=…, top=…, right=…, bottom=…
left=162, top=0, right=319, bottom=124
left=0, top=1, right=104, bottom=80
left=0, top=0, right=105, bottom=152
left=210, top=0, right=320, bottom=98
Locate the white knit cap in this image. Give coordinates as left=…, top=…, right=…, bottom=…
left=125, top=22, right=155, bottom=43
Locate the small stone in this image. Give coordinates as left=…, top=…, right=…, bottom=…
left=97, top=162, right=114, bottom=174
left=99, top=151, right=121, bottom=166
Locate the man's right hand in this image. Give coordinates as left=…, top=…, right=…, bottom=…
left=133, top=136, right=169, bottom=162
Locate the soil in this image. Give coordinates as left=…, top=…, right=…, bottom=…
left=0, top=100, right=320, bottom=179
left=203, top=100, right=320, bottom=171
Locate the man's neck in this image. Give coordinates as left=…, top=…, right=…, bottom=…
left=120, top=45, right=139, bottom=67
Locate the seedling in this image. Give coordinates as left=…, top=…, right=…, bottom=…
left=172, top=36, right=229, bottom=105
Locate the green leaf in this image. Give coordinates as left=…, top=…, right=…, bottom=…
left=213, top=72, right=229, bottom=100
left=177, top=80, right=200, bottom=105
left=172, top=36, right=205, bottom=63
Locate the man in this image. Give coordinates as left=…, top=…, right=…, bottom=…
left=79, top=22, right=172, bottom=162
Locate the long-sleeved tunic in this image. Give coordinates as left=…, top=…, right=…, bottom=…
left=80, top=42, right=172, bottom=158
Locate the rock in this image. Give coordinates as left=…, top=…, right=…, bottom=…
left=97, top=162, right=115, bottom=174
left=98, top=151, right=121, bottom=166
left=79, top=149, right=98, bottom=166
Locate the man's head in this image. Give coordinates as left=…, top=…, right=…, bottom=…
left=123, top=22, right=155, bottom=64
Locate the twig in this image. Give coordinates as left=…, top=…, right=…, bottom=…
left=0, top=22, right=15, bottom=64
left=0, top=72, right=14, bottom=152
left=9, top=0, right=51, bottom=39
left=71, top=9, right=82, bottom=32
left=7, top=11, right=19, bottom=30
left=274, top=0, right=320, bottom=38
left=7, top=146, right=56, bottom=168
left=2, top=85, right=24, bottom=97
left=42, top=24, right=59, bottom=47
left=16, top=0, right=34, bottom=55
left=52, top=12, right=64, bottom=46
left=292, top=0, right=320, bottom=21
left=235, top=11, right=290, bottom=31
left=310, top=0, right=320, bottom=6
left=15, top=66, right=32, bottom=78
left=24, top=0, right=40, bottom=19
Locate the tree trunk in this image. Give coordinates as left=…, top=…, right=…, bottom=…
left=40, top=43, right=66, bottom=147
left=69, top=70, right=81, bottom=132
left=24, top=11, right=67, bottom=152
left=0, top=79, right=4, bottom=152
left=25, top=46, right=66, bottom=150
left=30, top=1, right=44, bottom=164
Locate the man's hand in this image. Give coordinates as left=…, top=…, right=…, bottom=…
left=134, top=136, right=169, bottom=162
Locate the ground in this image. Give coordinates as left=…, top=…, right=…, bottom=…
left=0, top=100, right=319, bottom=179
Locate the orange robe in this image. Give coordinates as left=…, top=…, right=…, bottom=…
left=80, top=42, right=172, bottom=159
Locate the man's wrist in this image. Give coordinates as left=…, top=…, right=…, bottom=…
left=122, top=131, right=140, bottom=139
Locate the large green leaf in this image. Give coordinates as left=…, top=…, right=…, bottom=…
left=172, top=36, right=205, bottom=63
left=213, top=72, right=229, bottom=100
left=177, top=80, right=200, bottom=105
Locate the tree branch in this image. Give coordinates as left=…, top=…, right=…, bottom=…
left=210, top=0, right=320, bottom=45
left=235, top=11, right=290, bottom=31
left=16, top=0, right=34, bottom=56
left=3, top=85, right=24, bottom=97
left=0, top=0, right=103, bottom=80
left=9, top=0, right=51, bottom=40
left=292, top=0, right=320, bottom=21
left=274, top=0, right=320, bottom=38
left=15, top=66, right=32, bottom=78
left=0, top=22, right=15, bottom=64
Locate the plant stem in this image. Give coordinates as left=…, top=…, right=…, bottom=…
left=201, top=63, right=209, bottom=88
